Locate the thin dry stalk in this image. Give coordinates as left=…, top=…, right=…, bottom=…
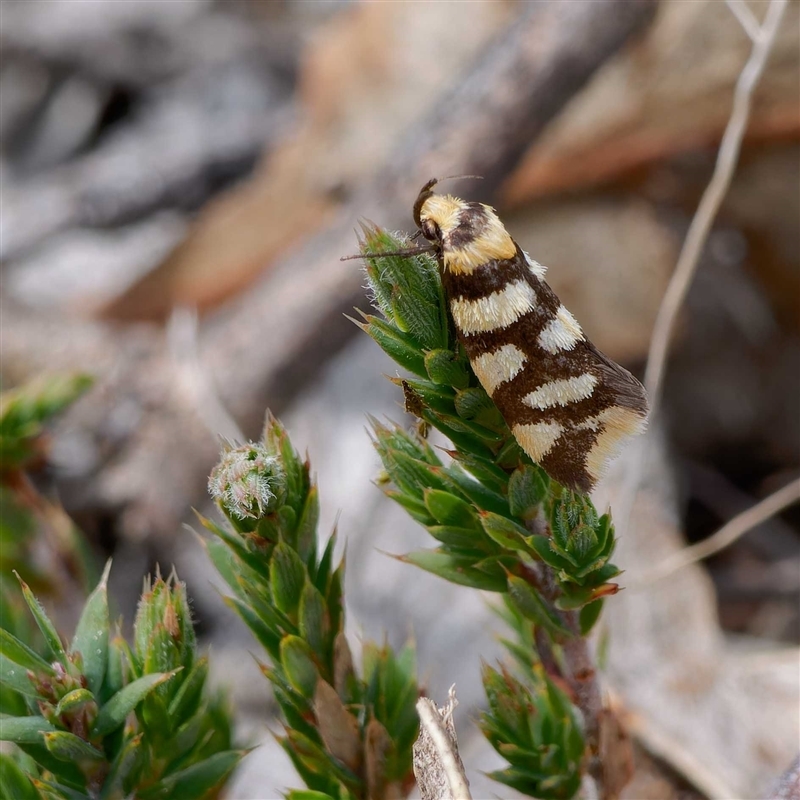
left=632, top=478, right=800, bottom=588
left=725, top=0, right=762, bottom=42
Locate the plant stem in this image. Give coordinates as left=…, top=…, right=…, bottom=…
left=524, top=519, right=607, bottom=797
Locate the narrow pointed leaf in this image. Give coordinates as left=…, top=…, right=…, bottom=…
left=104, top=634, right=126, bottom=699
left=422, top=412, right=496, bottom=460
left=222, top=595, right=281, bottom=662
left=423, top=490, right=479, bottom=529
left=280, top=636, right=319, bottom=698
left=33, top=779, right=90, bottom=800
left=383, top=490, right=435, bottom=526
left=202, top=516, right=270, bottom=581
left=448, top=450, right=509, bottom=493
left=15, top=743, right=85, bottom=788
left=382, top=451, right=452, bottom=500
left=43, top=731, right=104, bottom=763
left=54, top=688, right=95, bottom=718
left=270, top=542, right=307, bottom=619
left=426, top=524, right=491, bottom=552
left=295, top=486, right=320, bottom=567
left=298, top=581, right=328, bottom=659
left=140, top=749, right=244, bottom=800
left=0, top=654, right=38, bottom=697
left=528, top=534, right=572, bottom=571
left=0, top=628, right=54, bottom=674
left=480, top=512, right=530, bottom=552
left=99, top=733, right=143, bottom=800
left=93, top=670, right=178, bottom=736
left=167, top=657, right=208, bottom=723
left=15, top=574, right=65, bottom=663
left=556, top=582, right=619, bottom=611
left=399, top=550, right=507, bottom=592
left=507, top=575, right=571, bottom=636
left=0, top=715, right=57, bottom=744
left=359, top=317, right=428, bottom=378
left=445, top=465, right=511, bottom=516
left=0, top=754, right=39, bottom=800
left=70, top=560, right=111, bottom=695
left=200, top=533, right=241, bottom=597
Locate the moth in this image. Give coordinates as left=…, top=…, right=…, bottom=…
left=356, top=178, right=649, bottom=493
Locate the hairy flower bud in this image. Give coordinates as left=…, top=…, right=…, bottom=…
left=208, top=442, right=286, bottom=521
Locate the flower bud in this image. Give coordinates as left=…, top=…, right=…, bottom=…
left=133, top=574, right=195, bottom=675
left=208, top=442, right=286, bottom=521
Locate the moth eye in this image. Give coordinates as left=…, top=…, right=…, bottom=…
left=421, top=219, right=440, bottom=241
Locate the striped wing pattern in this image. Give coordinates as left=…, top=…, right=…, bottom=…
left=422, top=195, right=647, bottom=493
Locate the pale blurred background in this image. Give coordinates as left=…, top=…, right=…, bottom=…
left=1, top=1, right=798, bottom=797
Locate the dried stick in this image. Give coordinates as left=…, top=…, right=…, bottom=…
left=413, top=687, right=471, bottom=800
left=724, top=0, right=762, bottom=43
left=632, top=477, right=800, bottom=588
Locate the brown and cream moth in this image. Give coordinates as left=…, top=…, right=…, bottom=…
left=358, top=178, right=649, bottom=493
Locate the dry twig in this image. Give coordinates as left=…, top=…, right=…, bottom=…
left=413, top=686, right=471, bottom=800
left=632, top=477, right=800, bottom=588
left=725, top=0, right=763, bottom=42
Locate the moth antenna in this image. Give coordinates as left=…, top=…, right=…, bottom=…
left=413, top=175, right=483, bottom=226
left=340, top=245, right=437, bottom=262
left=439, top=174, right=484, bottom=184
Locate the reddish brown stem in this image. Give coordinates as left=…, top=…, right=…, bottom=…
left=523, top=520, right=612, bottom=798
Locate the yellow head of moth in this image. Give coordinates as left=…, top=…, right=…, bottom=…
left=413, top=177, right=516, bottom=275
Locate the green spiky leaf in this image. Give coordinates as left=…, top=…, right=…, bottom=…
left=93, top=671, right=178, bottom=736
left=70, top=560, right=111, bottom=695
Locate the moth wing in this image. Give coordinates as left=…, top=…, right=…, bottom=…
left=492, top=269, right=648, bottom=492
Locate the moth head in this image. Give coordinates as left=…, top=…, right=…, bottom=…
left=414, top=181, right=469, bottom=249
left=413, top=175, right=485, bottom=243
